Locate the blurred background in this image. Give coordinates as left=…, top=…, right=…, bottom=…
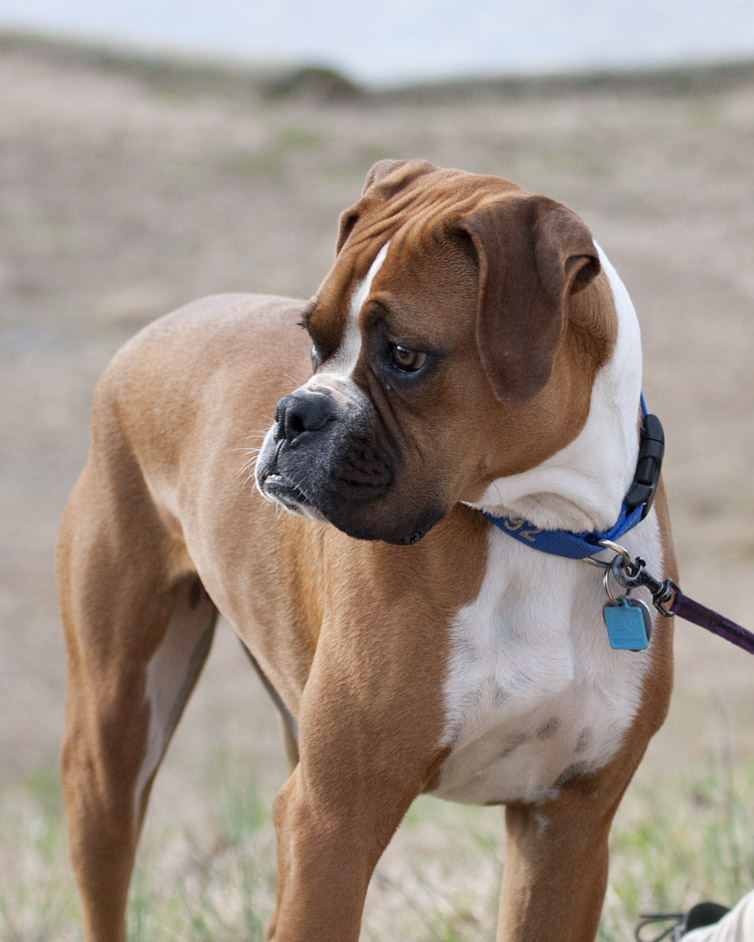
left=3, top=0, right=754, bottom=84
left=1, top=2, right=754, bottom=939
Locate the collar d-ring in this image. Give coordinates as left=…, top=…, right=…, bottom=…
left=603, top=565, right=627, bottom=605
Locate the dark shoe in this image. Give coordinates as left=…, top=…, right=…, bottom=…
left=636, top=902, right=730, bottom=941
left=683, top=902, right=731, bottom=933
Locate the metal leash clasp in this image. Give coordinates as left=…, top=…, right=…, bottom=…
left=589, top=539, right=679, bottom=617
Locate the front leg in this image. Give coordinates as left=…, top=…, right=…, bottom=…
left=266, top=638, right=448, bottom=942
left=499, top=798, right=608, bottom=940
left=269, top=766, right=405, bottom=942
left=497, top=751, right=647, bottom=942
left=496, top=607, right=674, bottom=941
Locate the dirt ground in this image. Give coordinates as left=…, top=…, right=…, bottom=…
left=1, top=33, right=753, bottom=823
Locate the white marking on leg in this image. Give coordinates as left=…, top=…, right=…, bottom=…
left=133, top=582, right=215, bottom=822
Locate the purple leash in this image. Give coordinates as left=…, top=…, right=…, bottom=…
left=668, top=590, right=754, bottom=656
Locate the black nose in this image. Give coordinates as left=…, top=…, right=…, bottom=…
left=275, top=390, right=338, bottom=444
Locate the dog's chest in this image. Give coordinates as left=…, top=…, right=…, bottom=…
left=431, top=527, right=657, bottom=807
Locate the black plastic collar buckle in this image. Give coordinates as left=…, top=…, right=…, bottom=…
left=625, top=412, right=665, bottom=520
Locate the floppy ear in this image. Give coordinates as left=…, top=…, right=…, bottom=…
left=458, top=196, right=600, bottom=406
left=335, top=158, right=439, bottom=254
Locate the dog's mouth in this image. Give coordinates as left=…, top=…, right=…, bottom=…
left=261, top=471, right=440, bottom=544
left=261, top=473, right=325, bottom=521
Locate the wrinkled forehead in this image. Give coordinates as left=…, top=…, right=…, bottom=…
left=307, top=170, right=525, bottom=346
left=309, top=222, right=448, bottom=352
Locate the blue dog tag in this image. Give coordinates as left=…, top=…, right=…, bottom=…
left=603, top=597, right=652, bottom=651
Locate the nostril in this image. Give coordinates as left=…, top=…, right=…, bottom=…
left=285, top=410, right=308, bottom=440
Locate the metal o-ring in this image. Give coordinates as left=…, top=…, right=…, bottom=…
left=603, top=565, right=623, bottom=605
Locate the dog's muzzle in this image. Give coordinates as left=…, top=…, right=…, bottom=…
left=256, top=383, right=443, bottom=544
left=256, top=388, right=339, bottom=517
left=256, top=383, right=392, bottom=514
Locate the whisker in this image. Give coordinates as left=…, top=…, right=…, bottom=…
left=238, top=450, right=262, bottom=481
left=227, top=444, right=262, bottom=455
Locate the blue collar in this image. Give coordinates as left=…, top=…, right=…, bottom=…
left=483, top=397, right=665, bottom=560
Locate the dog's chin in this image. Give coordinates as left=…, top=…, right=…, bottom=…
left=326, top=515, right=440, bottom=546
left=318, top=501, right=446, bottom=546
left=260, top=475, right=443, bottom=545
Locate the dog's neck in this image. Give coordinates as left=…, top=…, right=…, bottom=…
left=469, top=244, right=643, bottom=534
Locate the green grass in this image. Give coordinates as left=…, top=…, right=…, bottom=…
left=127, top=759, right=277, bottom=942
left=3, top=754, right=754, bottom=940
left=0, top=764, right=78, bottom=941
left=603, top=755, right=754, bottom=939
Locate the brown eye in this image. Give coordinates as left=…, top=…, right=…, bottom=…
left=391, top=344, right=427, bottom=373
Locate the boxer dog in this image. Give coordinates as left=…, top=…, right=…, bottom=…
left=57, top=159, right=675, bottom=941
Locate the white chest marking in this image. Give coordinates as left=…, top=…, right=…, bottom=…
left=434, top=514, right=661, bottom=806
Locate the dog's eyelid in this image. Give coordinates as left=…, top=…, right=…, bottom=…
left=365, top=302, right=431, bottom=355
left=299, top=299, right=318, bottom=328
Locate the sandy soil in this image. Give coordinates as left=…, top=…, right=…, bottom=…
left=2, top=34, right=753, bottom=818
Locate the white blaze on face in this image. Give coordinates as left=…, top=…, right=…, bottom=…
left=311, top=241, right=390, bottom=384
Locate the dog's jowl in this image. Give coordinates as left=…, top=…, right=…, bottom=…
left=57, top=160, right=675, bottom=942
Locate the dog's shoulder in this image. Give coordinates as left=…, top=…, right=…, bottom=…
left=88, top=294, right=312, bottom=469
left=124, top=293, right=306, bottom=362
left=99, top=293, right=306, bottom=399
